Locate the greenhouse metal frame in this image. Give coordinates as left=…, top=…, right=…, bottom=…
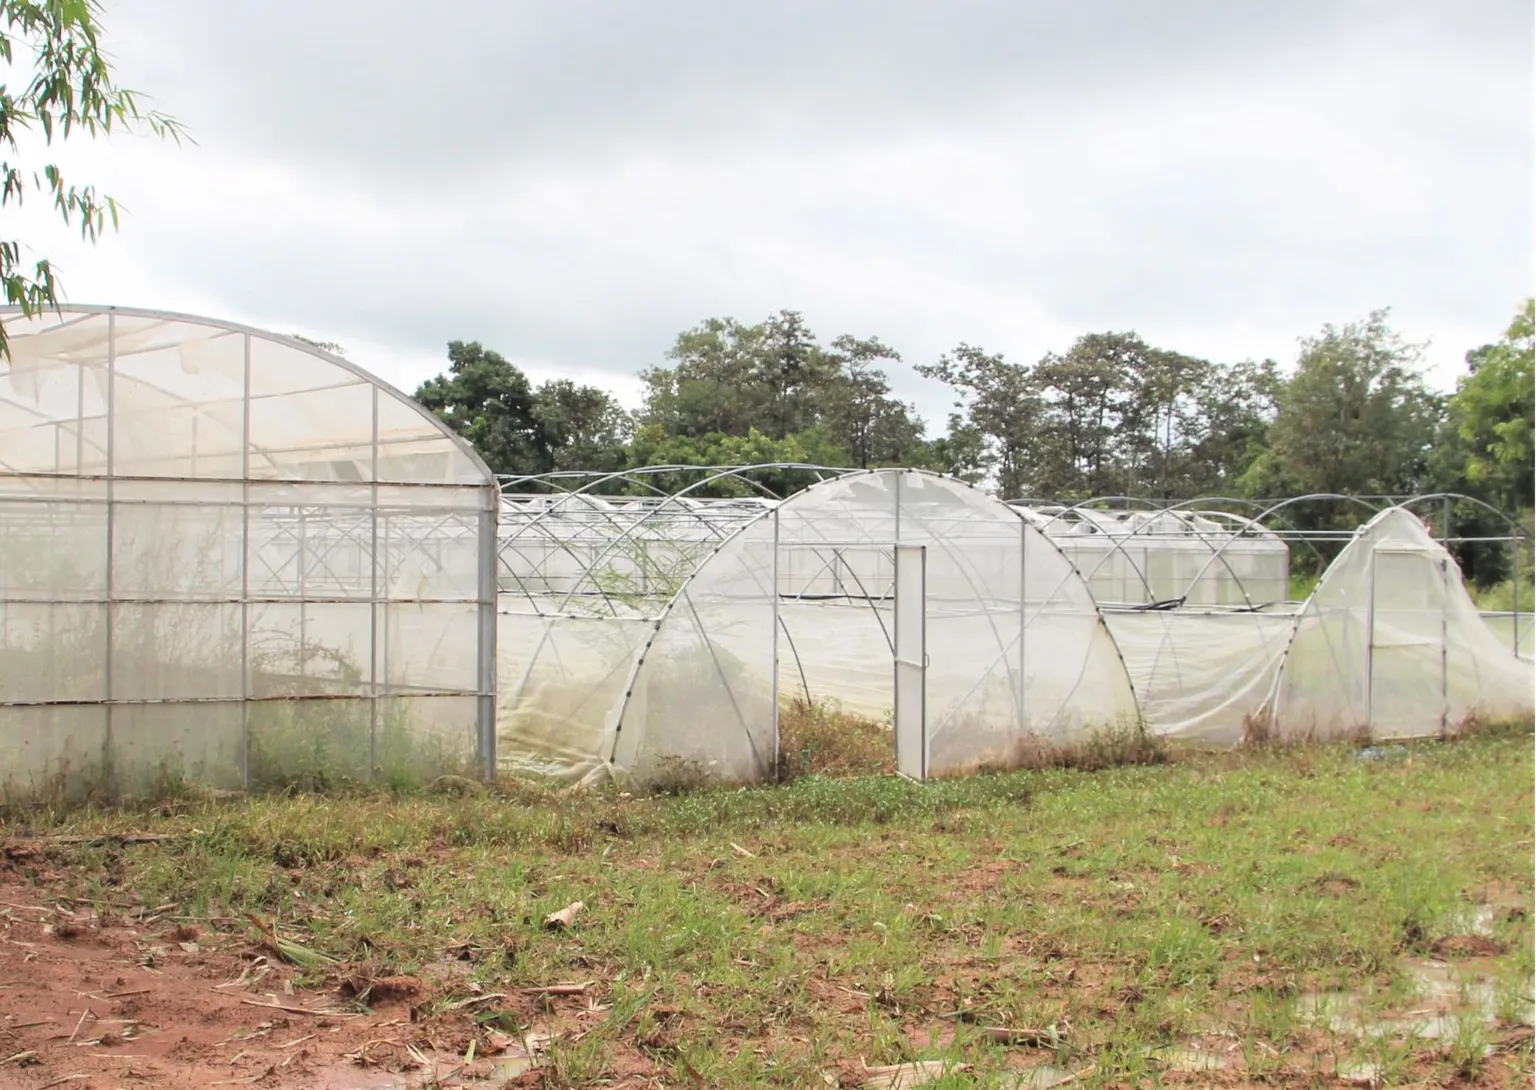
left=497, top=471, right=1533, bottom=780
left=0, top=306, right=500, bottom=800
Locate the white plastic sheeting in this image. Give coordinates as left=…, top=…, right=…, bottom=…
left=0, top=307, right=498, bottom=799
left=497, top=470, right=1141, bottom=786
left=1268, top=508, right=1532, bottom=740
left=1105, top=608, right=1297, bottom=746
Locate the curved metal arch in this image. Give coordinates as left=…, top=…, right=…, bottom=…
left=1392, top=492, right=1533, bottom=540
left=498, top=464, right=863, bottom=618
left=1117, top=495, right=1375, bottom=605
left=1010, top=493, right=1457, bottom=611
left=1175, top=493, right=1404, bottom=610
left=1010, top=501, right=1162, bottom=607
left=1009, top=495, right=1290, bottom=610
left=0, top=303, right=499, bottom=487
left=498, top=462, right=858, bottom=500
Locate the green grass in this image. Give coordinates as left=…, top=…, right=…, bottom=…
left=2, top=723, right=1532, bottom=1087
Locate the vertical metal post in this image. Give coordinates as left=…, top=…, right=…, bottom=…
left=1440, top=496, right=1450, bottom=548
left=297, top=507, right=308, bottom=677
left=102, top=312, right=116, bottom=781
left=368, top=386, right=380, bottom=777
left=1017, top=514, right=1027, bottom=738
left=1364, top=548, right=1376, bottom=730
left=239, top=334, right=252, bottom=789
left=1438, top=557, right=1449, bottom=737
left=75, top=359, right=85, bottom=472
left=476, top=496, right=498, bottom=781
left=770, top=508, right=781, bottom=780
left=1512, top=537, right=1522, bottom=657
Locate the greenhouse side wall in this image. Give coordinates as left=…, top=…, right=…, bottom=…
left=0, top=308, right=498, bottom=802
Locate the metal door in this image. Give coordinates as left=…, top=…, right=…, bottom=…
left=1367, top=546, right=1449, bottom=737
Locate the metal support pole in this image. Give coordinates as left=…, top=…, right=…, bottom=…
left=1512, top=537, right=1522, bottom=657
left=240, top=334, right=252, bottom=789
left=770, top=509, right=781, bottom=780
left=1439, top=557, right=1449, bottom=738
left=368, top=386, right=380, bottom=777
left=1364, top=549, right=1376, bottom=732
left=298, top=507, right=307, bottom=677
left=102, top=312, right=116, bottom=782
left=1017, top=514, right=1027, bottom=738
left=476, top=498, right=498, bottom=781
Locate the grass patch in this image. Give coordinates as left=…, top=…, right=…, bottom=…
left=1, top=726, right=1531, bottom=1087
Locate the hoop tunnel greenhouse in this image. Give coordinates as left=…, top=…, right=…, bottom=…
left=496, top=469, right=1141, bottom=787
left=0, top=306, right=499, bottom=800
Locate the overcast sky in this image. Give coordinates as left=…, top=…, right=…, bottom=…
left=12, top=0, right=1533, bottom=423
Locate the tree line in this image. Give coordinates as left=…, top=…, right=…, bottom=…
left=413, top=300, right=1534, bottom=524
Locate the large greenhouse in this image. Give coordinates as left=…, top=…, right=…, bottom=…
left=0, top=306, right=1530, bottom=799
left=0, top=306, right=498, bottom=800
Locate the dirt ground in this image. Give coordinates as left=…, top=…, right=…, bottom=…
left=0, top=882, right=561, bottom=1090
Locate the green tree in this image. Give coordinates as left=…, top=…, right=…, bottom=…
left=1, top=0, right=185, bottom=355
left=414, top=341, right=549, bottom=476
left=914, top=415, right=990, bottom=484
left=916, top=345, right=1042, bottom=498
left=531, top=379, right=633, bottom=474
left=641, top=312, right=927, bottom=471
left=1240, top=310, right=1443, bottom=502
left=1183, top=358, right=1280, bottom=495
left=1446, top=299, right=1534, bottom=514
left=1032, top=332, right=1147, bottom=496
left=821, top=334, right=924, bottom=468
left=641, top=317, right=766, bottom=438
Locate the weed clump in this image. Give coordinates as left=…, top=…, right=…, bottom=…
left=775, top=697, right=893, bottom=781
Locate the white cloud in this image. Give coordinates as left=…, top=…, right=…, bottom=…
left=7, top=0, right=1529, bottom=430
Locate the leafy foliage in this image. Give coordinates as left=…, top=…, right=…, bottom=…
left=413, top=340, right=633, bottom=477
left=1241, top=310, right=1442, bottom=499
left=918, top=333, right=1278, bottom=499
left=0, top=0, right=185, bottom=356
left=1446, top=299, right=1534, bottom=515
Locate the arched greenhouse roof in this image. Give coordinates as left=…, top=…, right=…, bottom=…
left=0, top=305, right=495, bottom=487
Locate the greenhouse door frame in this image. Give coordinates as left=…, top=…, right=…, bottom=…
left=771, top=541, right=928, bottom=782
left=1365, top=544, right=1450, bottom=738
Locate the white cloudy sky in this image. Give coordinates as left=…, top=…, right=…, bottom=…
left=10, top=0, right=1533, bottom=423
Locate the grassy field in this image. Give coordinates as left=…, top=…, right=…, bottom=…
left=0, top=723, right=1531, bottom=1088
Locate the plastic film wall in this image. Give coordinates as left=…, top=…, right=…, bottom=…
left=0, top=307, right=499, bottom=799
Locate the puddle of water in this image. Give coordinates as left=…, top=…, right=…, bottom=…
left=306, top=1047, right=538, bottom=1089
left=1298, top=958, right=1530, bottom=1041
left=1153, top=1046, right=1231, bottom=1072
left=1444, top=903, right=1500, bottom=938
left=1007, top=1065, right=1079, bottom=1089
left=1335, top=1059, right=1382, bottom=1086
